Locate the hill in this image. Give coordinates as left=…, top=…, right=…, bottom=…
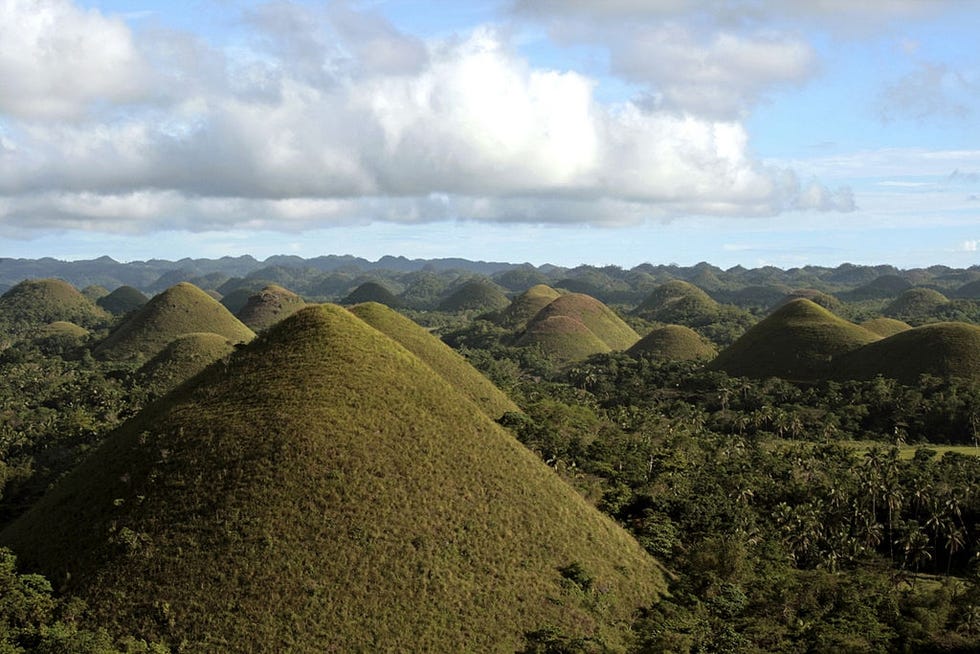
left=860, top=317, right=912, bottom=338
left=515, top=315, right=613, bottom=362
left=137, top=332, right=237, bottom=396
left=709, top=299, right=880, bottom=380
left=0, top=304, right=665, bottom=652
left=772, top=289, right=842, bottom=313
left=627, top=325, right=717, bottom=361
left=0, top=278, right=110, bottom=338
left=96, top=285, right=149, bottom=315
left=340, top=281, right=403, bottom=308
left=840, top=274, right=912, bottom=301
left=235, top=284, right=306, bottom=331
left=437, top=279, right=510, bottom=312
left=832, top=322, right=980, bottom=383
left=528, top=293, right=640, bottom=351
left=884, top=287, right=950, bottom=321
left=93, top=282, right=255, bottom=361
left=634, top=280, right=719, bottom=324
left=954, top=279, right=980, bottom=299
left=348, top=302, right=518, bottom=419
left=489, top=284, right=562, bottom=329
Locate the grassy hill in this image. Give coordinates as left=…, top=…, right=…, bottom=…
left=0, top=304, right=664, bottom=652
left=627, top=325, right=717, bottom=361
left=94, top=282, right=255, bottom=361
left=954, top=279, right=980, bottom=299
left=773, top=289, right=842, bottom=313
left=348, top=302, right=518, bottom=419
left=840, top=274, right=912, bottom=301
left=831, top=322, right=980, bottom=383
left=96, top=285, right=148, bottom=315
left=235, top=284, right=306, bottom=332
left=860, top=317, right=912, bottom=338
left=0, top=278, right=110, bottom=339
left=709, top=299, right=880, bottom=380
left=489, top=284, right=562, bottom=329
left=137, top=332, right=237, bottom=396
left=340, top=281, right=403, bottom=308
left=437, top=279, right=510, bottom=312
left=634, top=280, right=719, bottom=324
left=516, top=314, right=613, bottom=361
left=529, top=293, right=640, bottom=351
left=884, top=287, right=950, bottom=321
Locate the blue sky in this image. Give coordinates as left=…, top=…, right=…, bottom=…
left=0, top=0, right=978, bottom=269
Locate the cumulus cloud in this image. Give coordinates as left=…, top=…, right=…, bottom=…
left=0, top=0, right=851, bottom=237
left=877, top=62, right=972, bottom=123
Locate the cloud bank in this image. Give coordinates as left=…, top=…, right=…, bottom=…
left=0, top=0, right=855, bottom=237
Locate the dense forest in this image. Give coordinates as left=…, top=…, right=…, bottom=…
left=1, top=256, right=979, bottom=652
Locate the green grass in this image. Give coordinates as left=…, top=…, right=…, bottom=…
left=94, top=282, right=255, bottom=361
left=835, top=440, right=980, bottom=460
left=774, top=289, right=842, bottom=313
left=340, top=281, right=403, bottom=308
left=96, top=285, right=148, bottom=315
left=138, top=332, right=237, bottom=396
left=884, top=287, right=949, bottom=320
left=490, top=284, right=561, bottom=329
left=437, top=280, right=510, bottom=312
left=528, top=293, right=640, bottom=351
left=627, top=324, right=717, bottom=361
left=709, top=299, right=880, bottom=381
left=1, top=304, right=664, bottom=652
left=859, top=317, right=912, bottom=338
left=348, top=301, right=518, bottom=419
left=0, top=278, right=110, bottom=338
left=235, top=284, right=306, bottom=332
left=633, top=280, right=719, bottom=323
left=516, top=314, right=613, bottom=362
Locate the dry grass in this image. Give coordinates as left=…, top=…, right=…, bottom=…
left=627, top=324, right=717, bottom=361
left=235, top=284, right=306, bottom=332
left=528, top=293, right=640, bottom=351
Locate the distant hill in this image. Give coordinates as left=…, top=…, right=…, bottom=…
left=709, top=299, right=880, bottom=380
left=348, top=302, right=518, bottom=419
left=772, top=289, right=842, bottom=313
left=488, top=284, right=562, bottom=329
left=0, top=278, right=110, bottom=338
left=832, top=322, right=980, bottom=383
left=839, top=274, right=912, bottom=301
left=516, top=315, right=613, bottom=361
left=627, top=325, right=717, bottom=361
left=340, top=281, right=403, bottom=308
left=526, top=293, right=640, bottom=352
left=884, top=287, right=950, bottom=321
left=860, top=317, right=912, bottom=338
left=634, top=280, right=719, bottom=324
left=138, top=332, right=237, bottom=396
left=96, top=285, right=149, bottom=315
left=437, top=279, right=510, bottom=312
left=954, top=280, right=980, bottom=299
left=0, top=304, right=664, bottom=652
left=94, top=283, right=255, bottom=361
left=235, top=285, right=306, bottom=332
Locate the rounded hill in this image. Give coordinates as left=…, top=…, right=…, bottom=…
left=341, top=281, right=403, bottom=308
left=954, top=279, right=980, bottom=299
left=0, top=278, right=110, bottom=337
left=772, top=289, right=842, bottom=313
left=96, top=285, right=148, bottom=315
left=529, top=293, right=640, bottom=351
left=137, top=332, right=237, bottom=396
left=884, top=287, right=949, bottom=321
left=627, top=325, right=717, bottom=361
left=489, top=284, right=562, bottom=329
left=860, top=317, right=912, bottom=338
left=709, top=299, right=880, bottom=381
left=348, top=302, right=518, bottom=419
left=633, top=280, right=719, bottom=324
left=832, top=322, right=980, bottom=383
left=1, top=304, right=664, bottom=652
left=437, top=279, right=510, bottom=312
left=841, top=274, right=912, bottom=301
left=516, top=315, right=613, bottom=361
left=94, top=282, right=255, bottom=361
left=235, top=284, right=306, bottom=332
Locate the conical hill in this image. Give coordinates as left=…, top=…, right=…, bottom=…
left=709, top=299, right=880, bottom=380
left=516, top=315, right=613, bottom=361
left=137, top=332, right=237, bottom=396
left=860, top=317, right=912, bottom=338
left=341, top=281, right=404, bottom=308
left=94, top=283, right=255, bottom=361
left=628, top=325, right=717, bottom=361
left=633, top=280, right=718, bottom=324
left=772, top=289, right=842, bottom=313
left=348, top=302, right=518, bottom=419
left=97, top=285, right=149, bottom=315
left=0, top=305, right=664, bottom=652
left=490, top=284, right=561, bottom=329
left=527, top=293, right=640, bottom=351
left=0, top=278, right=110, bottom=337
left=437, top=279, right=510, bottom=312
left=235, top=284, right=306, bottom=332
left=831, top=322, right=980, bottom=383
left=884, top=287, right=949, bottom=321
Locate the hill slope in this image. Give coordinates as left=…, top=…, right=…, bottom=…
left=94, top=283, right=255, bottom=361
left=437, top=280, right=510, bottom=312
left=490, top=284, right=562, bottom=329
left=516, top=315, right=613, bottom=361
left=348, top=302, right=518, bottom=419
left=234, top=284, right=306, bottom=331
left=340, top=281, right=404, bottom=308
left=137, top=332, right=237, bottom=396
left=1, top=305, right=664, bottom=652
left=0, top=278, right=109, bottom=338
left=627, top=325, right=717, bottom=361
left=860, top=317, right=912, bottom=338
left=528, top=293, right=640, bottom=351
left=633, top=280, right=719, bottom=324
left=709, top=299, right=880, bottom=380
left=96, top=285, right=149, bottom=315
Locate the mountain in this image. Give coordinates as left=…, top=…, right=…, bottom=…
left=348, top=302, right=518, bottom=419
left=0, top=304, right=664, bottom=651
left=709, top=299, right=880, bottom=380
left=0, top=278, right=110, bottom=339
left=832, top=322, right=980, bottom=383
left=627, top=325, right=717, bottom=361
left=235, top=285, right=307, bottom=332
left=94, top=283, right=255, bottom=361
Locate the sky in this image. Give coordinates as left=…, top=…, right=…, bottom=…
left=0, top=0, right=978, bottom=269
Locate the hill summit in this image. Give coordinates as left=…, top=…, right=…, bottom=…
left=0, top=278, right=109, bottom=338
left=1, top=304, right=664, bottom=652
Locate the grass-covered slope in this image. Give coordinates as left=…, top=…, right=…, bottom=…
left=348, top=302, right=518, bottom=419
left=0, top=305, right=664, bottom=652
left=627, top=325, right=717, bottom=361
left=0, top=278, right=110, bottom=338
left=137, top=332, right=237, bottom=396
left=633, top=280, right=719, bottom=324
left=832, top=322, right=980, bottom=383
left=860, top=317, right=912, bottom=338
left=96, top=285, right=149, bottom=315
left=437, top=280, right=510, bottom=312
left=235, top=284, right=306, bottom=332
left=530, top=293, right=640, bottom=351
left=709, top=299, right=880, bottom=380
left=490, top=284, right=562, bottom=329
left=516, top=315, right=613, bottom=361
left=772, top=289, right=842, bottom=313
left=340, top=281, right=404, bottom=308
left=94, top=282, right=255, bottom=361
left=884, top=287, right=949, bottom=321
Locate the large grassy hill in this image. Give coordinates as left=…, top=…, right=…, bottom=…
left=0, top=278, right=110, bottom=339
left=94, top=282, right=255, bottom=361
left=516, top=314, right=613, bottom=361
left=831, top=322, right=980, bottom=383
left=437, top=279, right=510, bottom=312
left=529, top=293, right=640, bottom=351
left=633, top=280, right=719, bottom=324
left=884, top=287, right=950, bottom=322
left=96, top=285, right=149, bottom=315
left=235, top=284, right=306, bottom=332
left=860, top=317, right=912, bottom=338
left=0, top=304, right=664, bottom=652
left=627, top=324, right=717, bottom=361
left=340, top=281, right=403, bottom=308
left=137, top=332, right=237, bottom=396
left=348, top=302, right=518, bottom=419
left=709, top=299, right=880, bottom=380
left=489, top=284, right=562, bottom=329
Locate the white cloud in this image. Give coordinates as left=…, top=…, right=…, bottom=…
left=961, top=240, right=979, bottom=252
left=877, top=62, right=972, bottom=123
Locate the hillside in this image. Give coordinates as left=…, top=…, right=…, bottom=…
left=437, top=279, right=510, bottom=312
left=627, top=325, right=717, bottom=361
left=0, top=278, right=110, bottom=338
left=516, top=315, right=613, bottom=361
left=634, top=280, right=719, bottom=324
left=0, top=304, right=665, bottom=652
left=489, top=284, right=562, bottom=329
left=772, top=289, right=842, bottom=313
left=709, top=299, right=880, bottom=380
left=235, top=284, right=306, bottom=331
left=860, top=317, right=912, bottom=338
left=348, top=302, right=518, bottom=419
left=94, top=282, right=255, bottom=361
left=96, top=285, right=149, bottom=315
left=528, top=293, right=640, bottom=351
left=884, top=287, right=950, bottom=321
left=137, top=332, right=237, bottom=396
left=340, top=281, right=403, bottom=308
left=832, top=322, right=980, bottom=383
